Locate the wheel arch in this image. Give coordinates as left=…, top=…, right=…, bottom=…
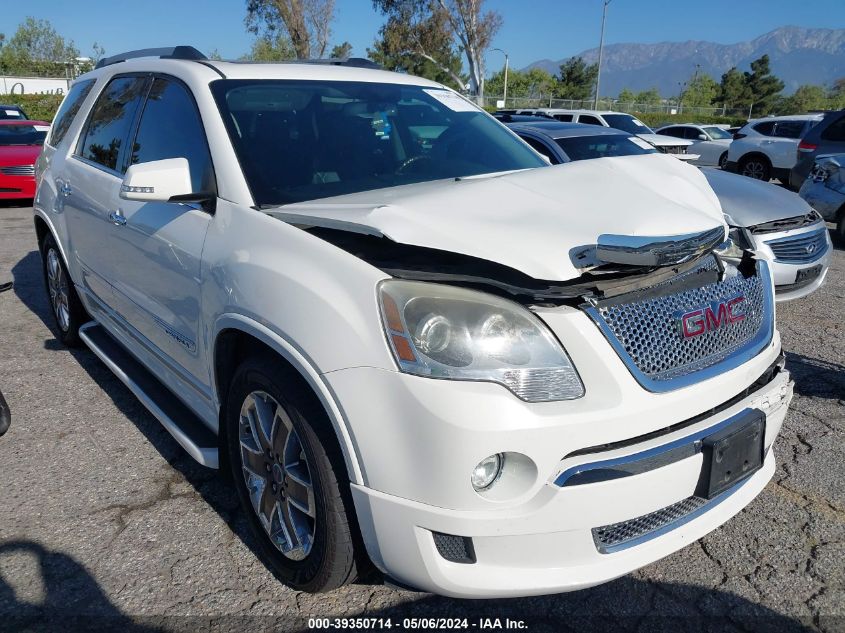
left=212, top=314, right=364, bottom=486
left=32, top=211, right=72, bottom=272
left=738, top=151, right=772, bottom=167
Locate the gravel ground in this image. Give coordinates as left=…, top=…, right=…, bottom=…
left=0, top=202, right=843, bottom=632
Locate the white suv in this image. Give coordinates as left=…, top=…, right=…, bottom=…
left=35, top=47, right=793, bottom=598
left=725, top=114, right=824, bottom=183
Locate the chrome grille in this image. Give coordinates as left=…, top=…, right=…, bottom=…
left=585, top=256, right=773, bottom=392
left=0, top=164, right=34, bottom=176
left=593, top=495, right=707, bottom=553
left=765, top=228, right=828, bottom=264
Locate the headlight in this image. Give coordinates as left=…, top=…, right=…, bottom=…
left=715, top=228, right=751, bottom=259
left=378, top=280, right=584, bottom=402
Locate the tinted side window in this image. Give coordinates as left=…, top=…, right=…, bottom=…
left=131, top=77, right=214, bottom=192
left=660, top=127, right=684, bottom=138
left=685, top=127, right=704, bottom=140
left=48, top=79, right=96, bottom=147
left=773, top=121, right=804, bottom=139
left=753, top=121, right=775, bottom=136
left=578, top=115, right=602, bottom=126
left=553, top=114, right=573, bottom=122
left=821, top=115, right=845, bottom=142
left=80, top=76, right=147, bottom=172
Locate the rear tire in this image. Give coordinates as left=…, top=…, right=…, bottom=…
left=739, top=154, right=772, bottom=181
left=225, top=355, right=363, bottom=592
left=40, top=233, right=86, bottom=347
left=718, top=152, right=728, bottom=169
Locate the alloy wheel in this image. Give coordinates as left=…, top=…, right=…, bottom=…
left=239, top=390, right=316, bottom=561
left=742, top=160, right=767, bottom=180
left=46, top=248, right=70, bottom=332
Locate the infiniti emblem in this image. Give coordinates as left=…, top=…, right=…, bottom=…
left=805, top=243, right=816, bottom=255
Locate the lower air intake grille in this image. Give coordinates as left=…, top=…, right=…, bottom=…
left=593, top=495, right=708, bottom=553
left=0, top=165, right=34, bottom=176
left=432, top=532, right=476, bottom=564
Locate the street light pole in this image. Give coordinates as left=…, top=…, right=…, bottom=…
left=493, top=48, right=509, bottom=108
left=593, top=0, right=612, bottom=110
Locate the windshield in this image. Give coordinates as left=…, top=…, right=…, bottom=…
left=555, top=134, right=658, bottom=161
left=702, top=126, right=732, bottom=140
left=0, top=125, right=47, bottom=146
left=602, top=113, right=654, bottom=135
left=210, top=79, right=546, bottom=206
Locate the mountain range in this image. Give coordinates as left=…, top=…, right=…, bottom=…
left=524, top=26, right=845, bottom=97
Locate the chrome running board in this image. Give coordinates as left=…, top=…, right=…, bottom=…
left=79, top=322, right=219, bottom=468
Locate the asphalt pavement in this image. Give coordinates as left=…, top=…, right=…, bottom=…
left=0, top=202, right=843, bottom=632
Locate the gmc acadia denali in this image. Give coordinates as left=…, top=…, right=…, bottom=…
left=34, top=47, right=793, bottom=598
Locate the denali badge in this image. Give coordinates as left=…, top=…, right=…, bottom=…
left=678, top=296, right=746, bottom=339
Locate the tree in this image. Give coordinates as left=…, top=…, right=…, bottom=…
left=0, top=17, right=80, bottom=76
left=777, top=84, right=828, bottom=115
left=330, top=41, right=353, bottom=58
left=634, top=87, right=661, bottom=105
left=486, top=67, right=554, bottom=101
left=553, top=57, right=597, bottom=100
left=617, top=88, right=636, bottom=103
left=368, top=0, right=464, bottom=90
left=682, top=72, right=718, bottom=107
left=242, top=34, right=296, bottom=61
left=717, top=66, right=751, bottom=110
left=372, top=0, right=502, bottom=101
left=245, top=0, right=335, bottom=59
left=744, top=54, right=784, bottom=116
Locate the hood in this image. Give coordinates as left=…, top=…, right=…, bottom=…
left=639, top=133, right=693, bottom=147
left=702, top=167, right=812, bottom=226
left=269, top=153, right=725, bottom=281
left=0, top=145, right=41, bottom=166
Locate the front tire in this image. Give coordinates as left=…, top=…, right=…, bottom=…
left=718, top=151, right=728, bottom=169
left=739, top=154, right=771, bottom=181
left=225, top=356, right=362, bottom=592
left=40, top=234, right=85, bottom=347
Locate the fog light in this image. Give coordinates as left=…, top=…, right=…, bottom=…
left=471, top=453, right=504, bottom=491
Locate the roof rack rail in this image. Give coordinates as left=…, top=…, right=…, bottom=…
left=284, top=57, right=382, bottom=69
left=95, top=46, right=207, bottom=69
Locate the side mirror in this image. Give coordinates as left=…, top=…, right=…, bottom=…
left=120, top=158, right=192, bottom=202
left=698, top=134, right=708, bottom=141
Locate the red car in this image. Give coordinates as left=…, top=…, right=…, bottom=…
left=0, top=120, right=50, bottom=199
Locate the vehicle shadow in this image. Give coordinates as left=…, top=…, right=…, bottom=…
left=4, top=250, right=820, bottom=632
left=0, top=540, right=156, bottom=632
left=784, top=351, right=845, bottom=401
left=0, top=539, right=815, bottom=633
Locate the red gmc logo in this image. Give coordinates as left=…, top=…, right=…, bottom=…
left=678, top=296, right=746, bottom=339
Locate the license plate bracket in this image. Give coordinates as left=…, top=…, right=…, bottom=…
left=796, top=264, right=822, bottom=284
left=697, top=409, right=765, bottom=499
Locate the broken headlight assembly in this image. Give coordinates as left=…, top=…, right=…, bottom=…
left=378, top=280, right=584, bottom=402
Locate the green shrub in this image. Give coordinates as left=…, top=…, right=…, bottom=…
left=0, top=93, right=64, bottom=122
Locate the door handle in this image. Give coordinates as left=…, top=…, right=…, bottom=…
left=108, top=210, right=127, bottom=226
left=59, top=183, right=72, bottom=197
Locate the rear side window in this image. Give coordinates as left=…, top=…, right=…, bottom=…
left=131, top=77, right=214, bottom=193
left=48, top=79, right=96, bottom=147
left=772, top=121, right=804, bottom=139
left=578, top=115, right=602, bottom=126
left=660, top=127, right=685, bottom=138
left=553, top=114, right=573, bottom=122
left=79, top=76, right=147, bottom=172
left=821, top=115, right=845, bottom=142
left=752, top=121, right=775, bottom=136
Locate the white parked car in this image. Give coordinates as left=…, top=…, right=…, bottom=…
left=655, top=123, right=734, bottom=168
left=515, top=108, right=698, bottom=160
left=35, top=47, right=793, bottom=599
left=725, top=114, right=824, bottom=183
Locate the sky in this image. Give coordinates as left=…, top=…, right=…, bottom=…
left=4, top=0, right=845, bottom=73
